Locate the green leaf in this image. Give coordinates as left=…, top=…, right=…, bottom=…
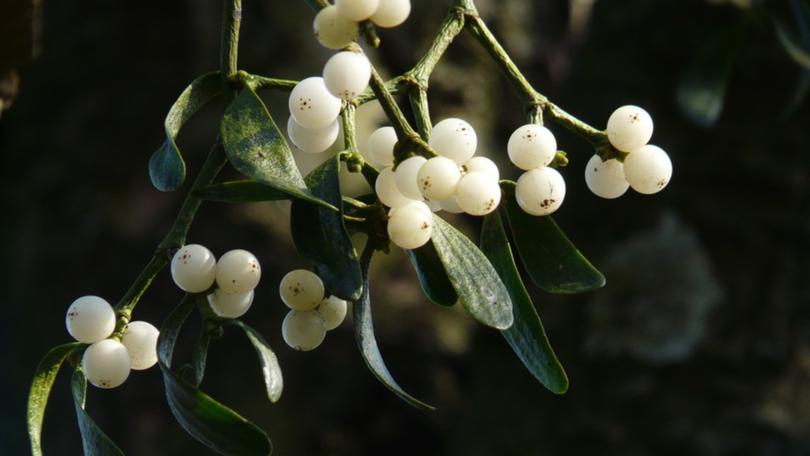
left=220, top=86, right=335, bottom=210
left=290, top=156, right=363, bottom=300
left=406, top=243, right=457, bottom=307
left=191, top=330, right=212, bottom=387
left=71, top=369, right=125, bottom=456
left=354, top=248, right=434, bottom=410
left=501, top=181, right=605, bottom=294
left=158, top=296, right=273, bottom=456
left=149, top=72, right=221, bottom=191
left=227, top=321, right=284, bottom=403
left=430, top=216, right=513, bottom=329
left=28, top=342, right=82, bottom=456
left=775, top=18, right=810, bottom=70
left=193, top=180, right=290, bottom=203
left=480, top=211, right=569, bottom=394
left=676, top=28, right=738, bottom=127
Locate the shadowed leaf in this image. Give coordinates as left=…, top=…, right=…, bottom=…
left=194, top=180, right=290, bottom=203
left=227, top=321, right=283, bottom=403
left=406, top=243, right=457, bottom=307
left=71, top=369, right=125, bottom=456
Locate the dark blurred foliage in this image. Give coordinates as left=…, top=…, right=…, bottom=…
left=2, top=0, right=810, bottom=454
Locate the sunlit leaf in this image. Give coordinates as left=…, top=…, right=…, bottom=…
left=158, top=296, right=273, bottom=456
left=290, top=156, right=362, bottom=300
left=220, top=86, right=334, bottom=210
left=481, top=211, right=568, bottom=394
left=149, top=72, right=221, bottom=191
left=354, top=248, right=435, bottom=410
left=71, top=369, right=125, bottom=456
left=430, top=216, right=513, bottom=329
left=501, top=181, right=604, bottom=294
left=28, top=342, right=82, bottom=456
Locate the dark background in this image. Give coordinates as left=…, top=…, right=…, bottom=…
left=2, top=0, right=809, bottom=454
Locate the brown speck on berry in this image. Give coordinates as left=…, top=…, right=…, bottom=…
left=420, top=222, right=430, bottom=230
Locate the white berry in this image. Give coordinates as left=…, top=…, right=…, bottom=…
left=428, top=118, right=477, bottom=164
left=387, top=201, right=433, bottom=249
left=366, top=126, right=397, bottom=166
left=369, top=0, right=411, bottom=28
left=375, top=166, right=412, bottom=208
left=336, top=0, right=380, bottom=22
left=318, top=295, right=348, bottom=330
left=394, top=155, right=427, bottom=200
left=65, top=296, right=116, bottom=344
left=455, top=171, right=502, bottom=216
left=82, top=339, right=131, bottom=389
left=425, top=198, right=442, bottom=212
left=389, top=199, right=432, bottom=219
left=584, top=154, right=629, bottom=199
left=282, top=310, right=326, bottom=351
left=121, top=321, right=159, bottom=371
left=507, top=124, right=557, bottom=171
left=280, top=269, right=324, bottom=311
left=323, top=51, right=371, bottom=101
left=417, top=156, right=461, bottom=200
left=207, top=289, right=254, bottom=319
left=439, top=197, right=464, bottom=214
left=288, top=77, right=341, bottom=129
left=463, top=156, right=500, bottom=181
left=515, top=167, right=566, bottom=216
left=606, top=105, right=654, bottom=152
left=170, top=244, right=216, bottom=293
left=287, top=116, right=339, bottom=154
left=622, top=144, right=672, bottom=194
left=313, top=5, right=358, bottom=50
left=215, top=249, right=261, bottom=294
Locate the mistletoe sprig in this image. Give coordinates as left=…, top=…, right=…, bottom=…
left=27, top=0, right=673, bottom=454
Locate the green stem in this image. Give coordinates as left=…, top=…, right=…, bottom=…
left=368, top=67, right=418, bottom=140
left=238, top=71, right=297, bottom=91
left=408, top=8, right=466, bottom=85
left=409, top=89, right=432, bottom=141
left=305, top=0, right=329, bottom=11
left=116, top=0, right=241, bottom=319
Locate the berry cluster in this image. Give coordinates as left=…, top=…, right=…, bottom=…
left=170, top=244, right=262, bottom=319
left=313, top=0, right=411, bottom=49
left=279, top=269, right=347, bottom=351
left=507, top=123, right=565, bottom=216
left=586, top=105, right=672, bottom=198
left=373, top=118, right=502, bottom=249
left=65, top=296, right=159, bottom=389
left=287, top=51, right=372, bottom=153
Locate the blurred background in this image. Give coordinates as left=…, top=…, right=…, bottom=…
left=2, top=0, right=810, bottom=454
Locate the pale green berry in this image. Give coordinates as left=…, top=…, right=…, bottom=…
left=323, top=51, right=371, bottom=101
left=336, top=0, right=380, bottom=21
left=428, top=118, right=477, bottom=164
left=387, top=202, right=433, bottom=249
left=417, top=156, right=461, bottom=200
left=282, top=310, right=327, bottom=351
left=606, top=105, right=654, bottom=152
left=313, top=5, right=358, bottom=49
left=462, top=156, right=500, bottom=181
left=584, top=154, right=629, bottom=199
left=507, top=124, right=557, bottom=171
left=515, top=167, right=566, bottom=216
left=369, top=0, right=411, bottom=28
left=171, top=244, right=216, bottom=293
left=280, top=269, right=324, bottom=311
left=318, top=295, right=348, bottom=330
left=455, top=171, right=501, bottom=216
left=394, top=155, right=427, bottom=200
left=82, top=339, right=131, bottom=389
left=207, top=289, right=254, bottom=319
left=623, top=144, right=672, bottom=194
left=121, top=321, right=159, bottom=371
left=215, top=249, right=261, bottom=294
left=65, top=296, right=116, bottom=344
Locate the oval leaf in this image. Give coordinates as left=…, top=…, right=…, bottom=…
left=220, top=86, right=334, bottom=210
left=149, top=71, right=222, bottom=191
left=158, top=296, right=273, bottom=456
left=290, top=156, right=363, bottom=300
left=406, top=243, right=457, bottom=307
left=191, top=329, right=212, bottom=387
left=354, top=248, right=434, bottom=410
left=227, top=321, right=284, bottom=403
left=481, top=211, right=569, bottom=394
left=430, top=216, right=513, bottom=329
left=28, top=342, right=82, bottom=456
left=193, top=180, right=290, bottom=203
left=71, top=369, right=125, bottom=456
left=501, top=181, right=605, bottom=294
